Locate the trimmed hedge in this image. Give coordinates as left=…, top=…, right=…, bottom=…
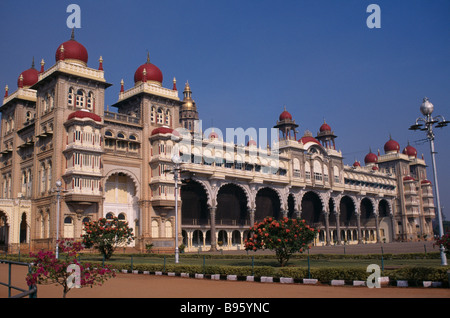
left=387, top=267, right=450, bottom=286
left=85, top=261, right=449, bottom=285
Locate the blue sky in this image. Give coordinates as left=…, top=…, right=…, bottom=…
left=1, top=0, right=449, bottom=220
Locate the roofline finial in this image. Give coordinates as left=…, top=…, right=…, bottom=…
left=71, top=28, right=75, bottom=40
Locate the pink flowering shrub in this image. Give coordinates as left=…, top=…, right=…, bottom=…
left=26, top=239, right=115, bottom=298
left=244, top=217, right=319, bottom=267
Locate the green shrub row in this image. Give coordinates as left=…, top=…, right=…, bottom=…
left=116, top=251, right=441, bottom=260
left=87, top=261, right=449, bottom=286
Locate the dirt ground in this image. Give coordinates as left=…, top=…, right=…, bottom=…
left=1, top=263, right=449, bottom=299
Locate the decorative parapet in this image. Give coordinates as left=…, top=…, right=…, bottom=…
left=119, top=82, right=179, bottom=101
left=2, top=87, right=36, bottom=106
left=39, top=60, right=106, bottom=83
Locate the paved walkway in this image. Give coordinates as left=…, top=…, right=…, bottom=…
left=1, top=264, right=449, bottom=299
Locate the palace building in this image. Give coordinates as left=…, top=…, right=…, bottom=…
left=0, top=31, right=436, bottom=253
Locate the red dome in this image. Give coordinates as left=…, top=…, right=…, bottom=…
left=247, top=138, right=257, bottom=146
left=403, top=176, right=415, bottom=182
left=56, top=38, right=88, bottom=64
left=151, top=127, right=179, bottom=136
left=384, top=137, right=400, bottom=153
left=353, top=161, right=361, bottom=167
left=209, top=131, right=219, bottom=139
left=68, top=110, right=101, bottom=122
left=364, top=152, right=378, bottom=164
left=18, top=67, right=39, bottom=88
left=402, top=144, right=417, bottom=158
left=299, top=136, right=321, bottom=146
left=372, top=166, right=379, bottom=171
left=134, top=60, right=163, bottom=84
left=421, top=180, right=432, bottom=185
left=279, top=110, right=292, bottom=121
left=320, top=122, right=331, bottom=132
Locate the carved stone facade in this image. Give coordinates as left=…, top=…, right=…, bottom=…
left=0, top=32, right=436, bottom=253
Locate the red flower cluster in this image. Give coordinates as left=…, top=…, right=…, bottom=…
left=244, top=217, right=319, bottom=266
left=81, top=217, right=135, bottom=260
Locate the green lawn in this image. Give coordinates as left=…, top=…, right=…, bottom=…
left=76, top=253, right=444, bottom=269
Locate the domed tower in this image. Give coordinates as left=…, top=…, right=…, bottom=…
left=17, top=58, right=39, bottom=88
left=316, top=120, right=337, bottom=149
left=384, top=135, right=400, bottom=154
left=55, top=29, right=89, bottom=66
left=179, top=81, right=199, bottom=132
left=402, top=142, right=417, bottom=158
left=134, top=52, right=163, bottom=86
left=364, top=148, right=378, bottom=167
left=273, top=107, right=298, bottom=141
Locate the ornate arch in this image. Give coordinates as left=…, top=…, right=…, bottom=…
left=103, top=168, right=140, bottom=199
left=378, top=198, right=393, bottom=217
left=185, top=178, right=213, bottom=208
left=216, top=181, right=252, bottom=210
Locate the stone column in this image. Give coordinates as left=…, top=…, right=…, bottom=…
left=209, top=206, right=217, bottom=251
left=335, top=211, right=341, bottom=245
left=249, top=208, right=255, bottom=228
left=356, top=212, right=362, bottom=244
left=323, top=211, right=331, bottom=246
left=375, top=214, right=381, bottom=243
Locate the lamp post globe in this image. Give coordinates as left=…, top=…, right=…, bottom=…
left=420, top=97, right=434, bottom=116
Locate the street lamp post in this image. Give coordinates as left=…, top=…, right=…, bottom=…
left=409, top=97, right=449, bottom=266
left=172, top=154, right=182, bottom=264
left=55, top=179, right=62, bottom=259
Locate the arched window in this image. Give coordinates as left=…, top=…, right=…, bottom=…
left=334, top=166, right=340, bottom=183
left=117, top=133, right=126, bottom=150
left=40, top=163, right=46, bottom=193
left=165, top=220, right=172, bottom=238
left=87, top=92, right=94, bottom=109
left=305, top=161, right=311, bottom=180
left=48, top=91, right=54, bottom=110
left=105, top=131, right=115, bottom=148
left=129, top=135, right=139, bottom=152
left=151, top=107, right=156, bottom=123
left=313, top=160, right=322, bottom=182
left=323, top=165, right=329, bottom=182
left=106, top=212, right=114, bottom=219
left=76, top=89, right=85, bottom=108
left=68, top=88, right=74, bottom=106
left=43, top=94, right=49, bottom=112
left=165, top=109, right=171, bottom=125
left=46, top=161, right=52, bottom=192
left=293, top=158, right=301, bottom=177
left=152, top=220, right=159, bottom=238
left=157, top=108, right=163, bottom=124
left=118, top=213, right=126, bottom=221
left=64, top=216, right=74, bottom=238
